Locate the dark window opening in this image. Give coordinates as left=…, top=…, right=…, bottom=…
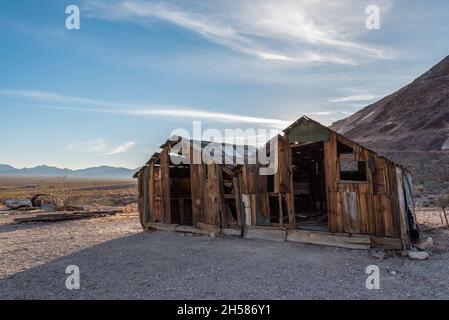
left=222, top=170, right=234, bottom=195
left=267, top=174, right=275, bottom=193
left=337, top=141, right=367, bottom=182
left=339, top=160, right=367, bottom=181
left=204, top=165, right=209, bottom=179
left=225, top=200, right=238, bottom=224
left=281, top=195, right=289, bottom=225
left=337, top=141, right=354, bottom=155
left=269, top=195, right=280, bottom=224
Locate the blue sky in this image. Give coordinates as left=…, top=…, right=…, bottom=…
left=0, top=0, right=448, bottom=169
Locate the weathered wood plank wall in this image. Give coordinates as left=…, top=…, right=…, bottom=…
left=137, top=123, right=410, bottom=247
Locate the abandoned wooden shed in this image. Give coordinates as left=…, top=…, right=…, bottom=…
left=134, top=116, right=420, bottom=250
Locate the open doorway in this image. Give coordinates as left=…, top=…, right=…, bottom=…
left=169, top=164, right=193, bottom=226
left=221, top=167, right=240, bottom=228
left=291, top=141, right=328, bottom=231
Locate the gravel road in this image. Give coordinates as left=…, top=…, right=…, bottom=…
left=1, top=211, right=448, bottom=299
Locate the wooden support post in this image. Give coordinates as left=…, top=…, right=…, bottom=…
left=233, top=176, right=242, bottom=227
left=218, top=167, right=227, bottom=229
left=443, top=207, right=449, bottom=228
left=161, top=148, right=171, bottom=224
left=149, top=164, right=155, bottom=223
left=278, top=193, right=283, bottom=227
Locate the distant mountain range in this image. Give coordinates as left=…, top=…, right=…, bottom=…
left=0, top=164, right=137, bottom=179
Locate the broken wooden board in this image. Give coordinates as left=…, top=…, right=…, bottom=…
left=370, top=236, right=402, bottom=250
left=196, top=222, right=221, bottom=236
left=175, top=225, right=211, bottom=235
left=222, top=228, right=242, bottom=236
left=13, top=210, right=120, bottom=224
left=245, top=226, right=287, bottom=242
left=146, top=222, right=178, bottom=232
left=286, top=229, right=371, bottom=250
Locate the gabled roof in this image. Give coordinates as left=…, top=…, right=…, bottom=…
left=134, top=115, right=410, bottom=178
left=283, top=116, right=410, bottom=172
left=133, top=136, right=258, bottom=178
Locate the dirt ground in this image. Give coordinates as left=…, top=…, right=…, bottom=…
left=0, top=208, right=448, bottom=299
left=0, top=176, right=137, bottom=208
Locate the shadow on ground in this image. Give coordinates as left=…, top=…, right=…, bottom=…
left=0, top=221, right=52, bottom=234
left=1, top=230, right=449, bottom=299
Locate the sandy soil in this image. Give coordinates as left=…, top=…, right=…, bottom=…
left=0, top=210, right=141, bottom=278
left=0, top=209, right=448, bottom=299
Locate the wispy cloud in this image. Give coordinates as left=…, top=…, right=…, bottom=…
left=84, top=0, right=394, bottom=66
left=49, top=106, right=289, bottom=128
left=104, top=142, right=136, bottom=155
left=0, top=89, right=116, bottom=107
left=0, top=89, right=290, bottom=128
left=67, top=139, right=109, bottom=154
left=329, top=94, right=377, bottom=103
left=67, top=139, right=136, bottom=155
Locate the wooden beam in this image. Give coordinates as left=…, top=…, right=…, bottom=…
left=245, top=226, right=287, bottom=242
left=286, top=229, right=370, bottom=250
left=160, top=147, right=171, bottom=224
left=371, top=236, right=402, bottom=250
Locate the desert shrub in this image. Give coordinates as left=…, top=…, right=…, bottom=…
left=40, top=177, right=79, bottom=211
left=122, top=203, right=138, bottom=214
left=413, top=185, right=425, bottom=198
left=436, top=194, right=449, bottom=209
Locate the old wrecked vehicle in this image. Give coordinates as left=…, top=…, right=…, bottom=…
left=2, top=194, right=51, bottom=210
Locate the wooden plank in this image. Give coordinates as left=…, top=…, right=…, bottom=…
left=286, top=119, right=331, bottom=144
left=142, top=166, right=150, bottom=226
left=366, top=194, right=376, bottom=235
left=137, top=172, right=143, bottom=217
left=358, top=192, right=369, bottom=234
left=277, top=135, right=293, bottom=194
left=147, top=222, right=178, bottom=232
left=245, top=226, right=286, bottom=242
left=395, top=168, right=410, bottom=250
left=324, top=133, right=340, bottom=232
left=370, top=236, right=402, bottom=250
left=343, top=191, right=358, bottom=233
left=250, top=194, right=257, bottom=227
left=388, top=163, right=401, bottom=238
left=204, top=164, right=221, bottom=226
left=148, top=164, right=155, bottom=223
left=160, top=147, right=171, bottom=224
left=153, top=167, right=164, bottom=223
left=256, top=173, right=271, bottom=226
left=218, top=166, right=227, bottom=228
left=373, top=194, right=385, bottom=236
left=380, top=195, right=395, bottom=237
left=222, top=228, right=242, bottom=236
left=196, top=222, right=221, bottom=235
left=286, top=229, right=370, bottom=250
left=189, top=163, right=202, bottom=226
left=242, top=193, right=251, bottom=226
left=14, top=210, right=121, bottom=223
left=284, top=136, right=296, bottom=227
left=175, top=225, right=211, bottom=235
left=232, top=176, right=242, bottom=228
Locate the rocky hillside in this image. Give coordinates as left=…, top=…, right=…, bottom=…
left=331, top=55, right=449, bottom=201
